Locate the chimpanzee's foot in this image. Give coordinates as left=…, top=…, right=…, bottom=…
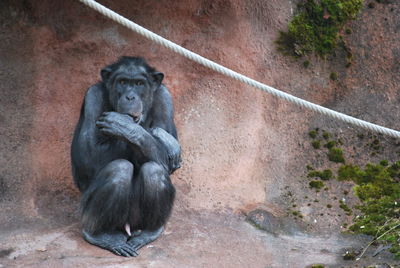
left=82, top=230, right=138, bottom=257
left=127, top=226, right=164, bottom=252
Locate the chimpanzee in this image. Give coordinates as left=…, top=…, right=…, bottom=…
left=71, top=56, right=181, bottom=257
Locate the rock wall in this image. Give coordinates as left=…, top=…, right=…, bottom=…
left=0, top=0, right=399, bottom=231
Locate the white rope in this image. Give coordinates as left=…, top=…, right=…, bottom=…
left=79, top=0, right=400, bottom=139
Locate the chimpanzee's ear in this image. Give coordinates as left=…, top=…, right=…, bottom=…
left=152, top=71, right=164, bottom=89
left=100, top=67, right=112, bottom=82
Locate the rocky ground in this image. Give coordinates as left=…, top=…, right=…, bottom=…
left=0, top=0, right=399, bottom=267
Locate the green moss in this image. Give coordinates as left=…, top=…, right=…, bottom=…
left=330, top=72, right=338, bottom=81
left=309, top=130, right=318, bottom=139
left=303, top=60, right=311, bottom=68
left=309, top=180, right=325, bottom=189
left=311, top=265, right=325, bottom=268
left=308, top=169, right=333, bottom=180
left=345, top=28, right=352, bottom=34
left=338, top=164, right=362, bottom=181
left=339, top=200, right=352, bottom=215
left=276, top=0, right=364, bottom=57
left=344, top=161, right=400, bottom=257
left=304, top=128, right=400, bottom=258
left=343, top=250, right=357, bottom=260
left=312, top=140, right=321, bottom=149
left=380, top=160, right=389, bottom=166
left=291, top=210, right=303, bottom=218
left=324, top=140, right=336, bottom=149
left=328, top=147, right=345, bottom=163
left=322, top=131, right=331, bottom=140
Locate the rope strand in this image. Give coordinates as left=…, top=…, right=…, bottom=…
left=79, top=0, right=400, bottom=138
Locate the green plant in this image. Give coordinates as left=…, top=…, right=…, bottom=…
left=311, top=265, right=325, bottom=268
left=380, top=160, right=389, bottom=166
left=322, top=131, right=331, bottom=139
left=330, top=72, right=338, bottom=81
left=309, top=180, right=325, bottom=189
left=339, top=161, right=400, bottom=259
left=312, top=140, right=321, bottom=149
left=328, top=147, right=345, bottom=163
left=324, top=140, right=336, bottom=149
left=308, top=169, right=333, bottom=180
left=338, top=164, right=362, bottom=181
left=276, top=0, right=364, bottom=57
left=306, top=165, right=314, bottom=171
left=339, top=200, right=352, bottom=215
left=309, top=130, right=318, bottom=139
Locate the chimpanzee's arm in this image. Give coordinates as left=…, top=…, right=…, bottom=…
left=150, top=85, right=182, bottom=173
left=95, top=86, right=181, bottom=173
left=71, top=84, right=109, bottom=191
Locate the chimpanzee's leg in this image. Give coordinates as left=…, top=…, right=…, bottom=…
left=80, top=159, right=138, bottom=257
left=127, top=161, right=175, bottom=251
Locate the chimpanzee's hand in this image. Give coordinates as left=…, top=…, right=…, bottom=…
left=151, top=128, right=182, bottom=173
left=96, top=112, right=141, bottom=141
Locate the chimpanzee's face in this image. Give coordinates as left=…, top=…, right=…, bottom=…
left=102, top=64, right=163, bottom=124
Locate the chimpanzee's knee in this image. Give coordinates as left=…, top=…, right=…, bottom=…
left=139, top=162, right=169, bottom=190
left=101, top=159, right=134, bottom=184
left=137, top=162, right=175, bottom=230
left=81, top=159, right=134, bottom=233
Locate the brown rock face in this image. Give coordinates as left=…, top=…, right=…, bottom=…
left=1, top=0, right=399, bottom=267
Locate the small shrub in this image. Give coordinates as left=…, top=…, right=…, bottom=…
left=309, top=130, right=318, bottom=139
left=312, top=140, right=321, bottom=149
left=276, top=0, right=364, bottom=57
left=339, top=200, right=352, bottom=215
left=338, top=164, right=362, bottom=181
left=322, top=131, right=331, bottom=140
left=343, top=250, right=357, bottom=260
left=309, top=180, right=324, bottom=189
left=330, top=72, right=338, bottom=81
left=311, top=265, right=325, bottom=268
left=308, top=169, right=333, bottom=180
left=328, top=147, right=345, bottom=163
left=380, top=160, right=389, bottom=166
left=324, top=140, right=336, bottom=149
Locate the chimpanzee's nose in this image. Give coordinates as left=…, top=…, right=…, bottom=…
left=126, top=94, right=136, bottom=101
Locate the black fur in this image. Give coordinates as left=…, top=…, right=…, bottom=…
left=71, top=57, right=181, bottom=257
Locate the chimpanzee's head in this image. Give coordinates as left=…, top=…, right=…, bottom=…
left=100, top=56, right=164, bottom=124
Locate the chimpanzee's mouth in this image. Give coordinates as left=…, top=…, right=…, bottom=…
left=126, top=113, right=141, bottom=124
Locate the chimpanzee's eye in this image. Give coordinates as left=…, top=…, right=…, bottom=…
left=119, top=79, right=127, bottom=85
left=136, top=80, right=144, bottom=86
